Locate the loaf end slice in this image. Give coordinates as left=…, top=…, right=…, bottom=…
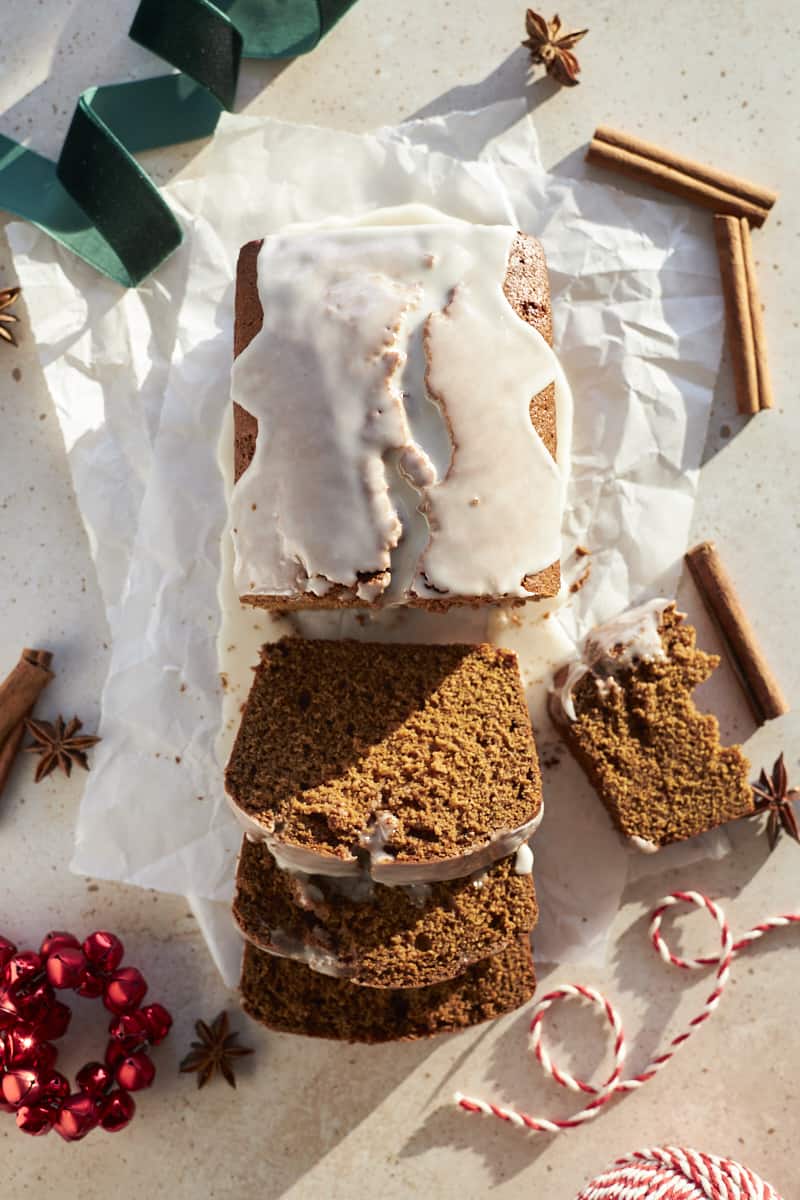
left=550, top=602, right=754, bottom=848
left=240, top=936, right=536, bottom=1042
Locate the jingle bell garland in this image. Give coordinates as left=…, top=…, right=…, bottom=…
left=0, top=930, right=171, bottom=1140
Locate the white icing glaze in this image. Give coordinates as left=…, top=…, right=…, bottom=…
left=514, top=842, right=534, bottom=875
left=253, top=926, right=354, bottom=979
left=549, top=599, right=674, bottom=723
left=290, top=875, right=326, bottom=910
left=358, top=810, right=401, bottom=866
left=231, top=792, right=544, bottom=885
left=230, top=220, right=569, bottom=603
left=420, top=280, right=561, bottom=594
left=629, top=834, right=660, bottom=854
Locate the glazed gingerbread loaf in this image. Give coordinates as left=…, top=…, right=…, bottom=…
left=234, top=835, right=538, bottom=990
left=225, top=638, right=543, bottom=880
left=229, top=217, right=568, bottom=610
left=240, top=935, right=537, bottom=1042
left=549, top=601, right=754, bottom=849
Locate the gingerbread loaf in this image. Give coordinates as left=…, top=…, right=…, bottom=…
left=225, top=638, right=543, bottom=880
left=234, top=836, right=538, bottom=989
left=229, top=218, right=568, bottom=610
left=549, top=601, right=754, bottom=849
left=240, top=935, right=537, bottom=1042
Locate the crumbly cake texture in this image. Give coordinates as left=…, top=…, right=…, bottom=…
left=232, top=231, right=560, bottom=609
left=240, top=936, right=536, bottom=1042
left=555, top=605, right=754, bottom=846
left=234, top=837, right=538, bottom=989
left=225, top=638, right=542, bottom=866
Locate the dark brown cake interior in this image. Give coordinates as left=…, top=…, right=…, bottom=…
left=240, top=936, right=536, bottom=1042
left=234, top=837, right=538, bottom=989
left=564, top=606, right=753, bottom=845
left=225, top=639, right=542, bottom=865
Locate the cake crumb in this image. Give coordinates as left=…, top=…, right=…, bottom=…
left=575, top=545, right=591, bottom=558
left=570, top=565, right=592, bottom=593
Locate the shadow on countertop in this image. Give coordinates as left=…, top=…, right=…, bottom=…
left=408, top=50, right=562, bottom=126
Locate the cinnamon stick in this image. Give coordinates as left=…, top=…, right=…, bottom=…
left=737, top=216, right=774, bottom=410
left=586, top=127, right=778, bottom=227
left=0, top=648, right=53, bottom=800
left=685, top=542, right=788, bottom=724
left=714, top=216, right=760, bottom=415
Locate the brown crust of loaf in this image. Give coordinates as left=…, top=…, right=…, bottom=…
left=240, top=935, right=536, bottom=1042
left=233, top=837, right=538, bottom=989
left=232, top=231, right=560, bottom=609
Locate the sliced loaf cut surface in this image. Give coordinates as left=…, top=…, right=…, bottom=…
left=234, top=836, right=538, bottom=989
left=240, top=936, right=536, bottom=1042
left=225, top=638, right=542, bottom=875
left=550, top=603, right=754, bottom=848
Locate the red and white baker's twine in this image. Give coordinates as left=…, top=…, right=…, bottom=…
left=455, top=890, right=799, bottom=1135
left=576, top=1146, right=782, bottom=1200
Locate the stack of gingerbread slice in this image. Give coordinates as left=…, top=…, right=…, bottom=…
left=225, top=638, right=544, bottom=1042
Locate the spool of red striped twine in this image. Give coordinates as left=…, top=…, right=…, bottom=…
left=455, top=891, right=798, bottom=1135
left=575, top=1146, right=783, bottom=1199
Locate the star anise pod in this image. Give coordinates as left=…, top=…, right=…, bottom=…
left=0, top=286, right=21, bottom=346
left=24, top=715, right=101, bottom=782
left=522, top=10, right=588, bottom=87
left=179, top=1011, right=253, bottom=1089
left=751, top=753, right=800, bottom=852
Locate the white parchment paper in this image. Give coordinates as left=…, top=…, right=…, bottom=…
left=7, top=102, right=725, bottom=985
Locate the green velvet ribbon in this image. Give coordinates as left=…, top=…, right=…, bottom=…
left=0, top=0, right=356, bottom=287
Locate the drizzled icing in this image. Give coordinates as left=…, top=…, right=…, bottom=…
left=514, top=842, right=535, bottom=875
left=232, top=794, right=545, bottom=885
left=257, top=927, right=354, bottom=979
left=229, top=218, right=569, bottom=603
left=629, top=835, right=660, bottom=854
left=549, top=599, right=673, bottom=723
left=420, top=281, right=561, bottom=595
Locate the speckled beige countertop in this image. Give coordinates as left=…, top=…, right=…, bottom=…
left=0, top=1, right=798, bottom=1196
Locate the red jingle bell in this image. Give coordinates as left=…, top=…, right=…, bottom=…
left=52, top=1093, right=100, bottom=1142
left=76, top=966, right=106, bottom=999
left=0, top=987, right=22, bottom=1023
left=2, top=1067, right=45, bottom=1108
left=76, top=1061, right=112, bottom=1097
left=83, top=932, right=124, bottom=974
left=39, top=932, right=81, bottom=960
left=2, top=1025, right=43, bottom=1069
left=104, top=1038, right=127, bottom=1069
left=103, top=967, right=147, bottom=1015
left=33, top=1042, right=58, bottom=1074
left=0, top=937, right=17, bottom=970
left=46, top=947, right=87, bottom=990
left=4, top=951, right=42, bottom=987
left=140, top=1003, right=172, bottom=1045
left=33, top=1000, right=71, bottom=1041
left=114, top=1051, right=155, bottom=1092
left=12, top=980, right=55, bottom=1027
left=108, top=1009, right=149, bottom=1046
left=16, top=1103, right=54, bottom=1136
left=99, top=1089, right=136, bottom=1133
left=42, top=1071, right=70, bottom=1101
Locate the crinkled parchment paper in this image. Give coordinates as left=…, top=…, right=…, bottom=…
left=7, top=101, right=725, bottom=984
